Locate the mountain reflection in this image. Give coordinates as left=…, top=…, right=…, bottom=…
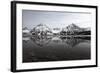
left=60, top=36, right=90, bottom=47
left=23, top=36, right=90, bottom=48
left=23, top=36, right=90, bottom=62
left=30, top=35, right=52, bottom=46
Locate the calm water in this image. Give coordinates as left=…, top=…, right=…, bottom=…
left=23, top=36, right=91, bottom=63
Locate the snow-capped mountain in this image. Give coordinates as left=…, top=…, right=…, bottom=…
left=60, top=23, right=91, bottom=35
left=23, top=27, right=30, bottom=34
left=66, top=23, right=91, bottom=31
left=67, top=23, right=80, bottom=29
left=66, top=23, right=82, bottom=31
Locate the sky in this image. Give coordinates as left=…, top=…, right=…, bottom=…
left=22, top=10, right=92, bottom=30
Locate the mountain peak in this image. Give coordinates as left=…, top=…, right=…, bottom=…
left=66, top=23, right=80, bottom=30
left=23, top=27, right=28, bottom=30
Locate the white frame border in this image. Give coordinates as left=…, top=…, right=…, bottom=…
left=16, top=3, right=96, bottom=70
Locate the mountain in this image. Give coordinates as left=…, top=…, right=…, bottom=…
left=67, top=23, right=80, bottom=30
left=23, top=27, right=28, bottom=30
left=31, top=24, right=53, bottom=36
left=66, top=23, right=82, bottom=32
left=60, top=23, right=91, bottom=35
left=23, top=27, right=30, bottom=34
left=83, top=27, right=91, bottom=31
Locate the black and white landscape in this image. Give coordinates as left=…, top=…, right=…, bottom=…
left=22, top=10, right=91, bottom=63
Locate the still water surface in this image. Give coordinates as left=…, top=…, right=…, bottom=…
left=23, top=36, right=90, bottom=63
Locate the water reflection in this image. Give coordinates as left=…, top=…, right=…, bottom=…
left=23, top=36, right=90, bottom=48
left=23, top=36, right=91, bottom=62
left=23, top=37, right=30, bottom=43
left=60, top=36, right=90, bottom=48
left=30, top=35, right=52, bottom=46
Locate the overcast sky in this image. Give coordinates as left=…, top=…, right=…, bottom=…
left=22, top=10, right=92, bottom=30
